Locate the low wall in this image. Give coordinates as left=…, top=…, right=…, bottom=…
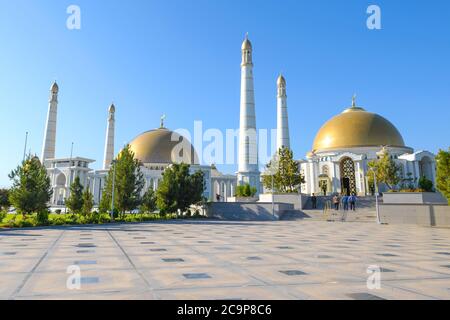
left=258, top=194, right=307, bottom=210
left=379, top=204, right=450, bottom=226
left=207, top=202, right=294, bottom=221
left=383, top=192, right=447, bottom=205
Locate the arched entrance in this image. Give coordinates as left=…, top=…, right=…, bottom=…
left=56, top=173, right=67, bottom=205
left=419, top=156, right=433, bottom=182
left=340, top=157, right=356, bottom=196
left=318, top=174, right=331, bottom=196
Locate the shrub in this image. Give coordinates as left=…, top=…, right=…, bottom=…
left=37, top=211, right=49, bottom=225
left=236, top=184, right=257, bottom=197
left=0, top=210, right=6, bottom=223
left=418, top=176, right=434, bottom=192
left=55, top=209, right=62, bottom=214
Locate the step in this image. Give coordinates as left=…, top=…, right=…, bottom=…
left=280, top=209, right=377, bottom=223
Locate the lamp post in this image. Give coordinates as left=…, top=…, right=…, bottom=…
left=110, top=160, right=117, bottom=222
left=271, top=173, right=274, bottom=217
left=370, top=167, right=381, bottom=224
left=23, top=132, right=28, bottom=161
left=264, top=153, right=279, bottom=218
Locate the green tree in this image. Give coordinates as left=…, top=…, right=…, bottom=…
left=236, top=184, right=257, bottom=197
left=156, top=163, right=205, bottom=215
left=436, top=148, right=450, bottom=204
left=82, top=189, right=94, bottom=216
left=140, top=187, right=156, bottom=213
left=100, top=145, right=145, bottom=218
left=65, top=176, right=84, bottom=215
left=262, top=147, right=304, bottom=193
left=66, top=177, right=83, bottom=214
left=8, top=155, right=52, bottom=216
left=367, top=149, right=402, bottom=190
left=188, top=170, right=206, bottom=206
left=418, top=176, right=434, bottom=192
left=0, top=188, right=10, bottom=211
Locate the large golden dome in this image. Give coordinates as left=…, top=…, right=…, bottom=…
left=312, top=102, right=409, bottom=153
left=129, top=127, right=199, bottom=165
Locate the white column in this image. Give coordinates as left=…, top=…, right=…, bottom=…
left=41, top=82, right=59, bottom=163
left=237, top=35, right=260, bottom=193
left=103, top=104, right=115, bottom=169
left=276, top=75, right=290, bottom=151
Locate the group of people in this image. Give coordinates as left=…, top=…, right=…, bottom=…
left=311, top=193, right=358, bottom=211
left=333, top=194, right=357, bottom=211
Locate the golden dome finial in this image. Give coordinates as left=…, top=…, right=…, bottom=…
left=242, top=33, right=252, bottom=51
left=277, top=74, right=286, bottom=87
left=50, top=81, right=59, bottom=94
left=352, top=94, right=357, bottom=108
left=109, top=102, right=115, bottom=113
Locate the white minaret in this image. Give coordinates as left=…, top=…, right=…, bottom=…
left=41, top=81, right=59, bottom=163
left=276, top=74, right=290, bottom=151
left=103, top=103, right=115, bottom=169
left=237, top=34, right=260, bottom=193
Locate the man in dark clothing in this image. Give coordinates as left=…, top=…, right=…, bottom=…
left=349, top=194, right=357, bottom=211
left=311, top=193, right=317, bottom=209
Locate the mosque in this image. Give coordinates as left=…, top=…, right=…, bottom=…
left=39, top=35, right=437, bottom=208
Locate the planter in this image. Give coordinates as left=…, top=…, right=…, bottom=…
left=383, top=192, right=448, bottom=205
left=227, top=197, right=259, bottom=203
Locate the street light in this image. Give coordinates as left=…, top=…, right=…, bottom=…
left=110, top=160, right=117, bottom=222
left=370, top=167, right=381, bottom=224
left=263, top=153, right=279, bottom=218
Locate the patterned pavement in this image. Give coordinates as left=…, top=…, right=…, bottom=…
left=1, top=220, right=450, bottom=300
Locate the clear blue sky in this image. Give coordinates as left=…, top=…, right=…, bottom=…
left=0, top=0, right=449, bottom=187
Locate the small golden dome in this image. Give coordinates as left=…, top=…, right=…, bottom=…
left=277, top=74, right=286, bottom=87
left=129, top=128, right=199, bottom=165
left=312, top=103, right=409, bottom=152
left=50, top=81, right=59, bottom=94
left=109, top=103, right=115, bottom=113
left=242, top=35, right=252, bottom=51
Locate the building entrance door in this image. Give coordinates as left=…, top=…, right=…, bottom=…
left=341, top=178, right=350, bottom=196
left=340, top=157, right=356, bottom=196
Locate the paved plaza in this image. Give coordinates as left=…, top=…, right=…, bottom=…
left=1, top=220, right=450, bottom=300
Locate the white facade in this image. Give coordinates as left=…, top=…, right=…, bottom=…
left=237, top=35, right=260, bottom=193
left=300, top=147, right=437, bottom=196
left=88, top=163, right=217, bottom=206
left=45, top=157, right=95, bottom=206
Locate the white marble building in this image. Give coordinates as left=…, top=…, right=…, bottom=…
left=299, top=97, right=437, bottom=196
left=40, top=82, right=235, bottom=207
left=39, top=36, right=437, bottom=208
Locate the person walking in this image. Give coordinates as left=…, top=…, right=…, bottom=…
left=333, top=194, right=340, bottom=211
left=342, top=195, right=349, bottom=211
left=349, top=194, right=357, bottom=211
left=311, top=193, right=317, bottom=209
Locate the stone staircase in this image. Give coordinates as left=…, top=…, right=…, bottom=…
left=280, top=196, right=380, bottom=223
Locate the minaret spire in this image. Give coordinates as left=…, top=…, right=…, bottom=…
left=41, top=81, right=59, bottom=164
left=237, top=34, right=260, bottom=194
left=276, top=74, right=290, bottom=151
left=103, top=103, right=115, bottom=169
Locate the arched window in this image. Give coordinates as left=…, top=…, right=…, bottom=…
left=56, top=173, right=66, bottom=186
